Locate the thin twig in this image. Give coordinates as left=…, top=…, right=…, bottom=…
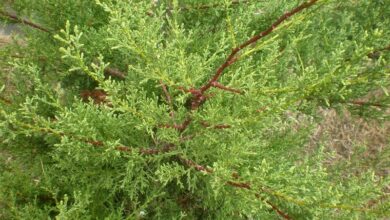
left=200, top=121, right=232, bottom=129
left=160, top=80, right=175, bottom=119
left=211, top=82, right=243, bottom=94
left=0, top=10, right=51, bottom=33
left=348, top=100, right=387, bottom=108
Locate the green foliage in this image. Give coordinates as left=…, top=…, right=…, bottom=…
left=1, top=0, right=389, bottom=219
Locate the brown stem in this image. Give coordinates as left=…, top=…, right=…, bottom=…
left=200, top=121, right=232, bottom=129
left=160, top=117, right=192, bottom=132
left=258, top=195, right=293, bottom=220
left=160, top=80, right=176, bottom=119
left=160, top=80, right=172, bottom=105
left=178, top=117, right=192, bottom=132
left=348, top=100, right=386, bottom=108
left=104, top=67, right=126, bottom=79
left=211, top=82, right=243, bottom=94
left=0, top=10, right=51, bottom=33
left=179, top=157, right=213, bottom=173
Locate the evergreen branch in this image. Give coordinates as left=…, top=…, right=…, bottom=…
left=1, top=113, right=174, bottom=156
left=172, top=0, right=320, bottom=136
left=178, top=156, right=292, bottom=219
left=68, top=135, right=175, bottom=155
left=0, top=10, right=51, bottom=33
left=0, top=13, right=128, bottom=81
left=199, top=0, right=319, bottom=94
left=2, top=95, right=382, bottom=214
left=180, top=0, right=319, bottom=114
left=180, top=155, right=375, bottom=218
left=12, top=53, right=126, bottom=80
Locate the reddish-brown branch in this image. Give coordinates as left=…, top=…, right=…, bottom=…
left=141, top=143, right=175, bottom=155
left=226, top=181, right=251, bottom=189
left=160, top=80, right=176, bottom=118
left=348, top=100, right=386, bottom=108
left=87, top=140, right=104, bottom=146
left=160, top=117, right=192, bottom=132
left=160, top=80, right=172, bottom=105
left=211, top=82, right=243, bottom=94
left=80, top=89, right=110, bottom=105
left=178, top=117, right=192, bottom=132
left=179, top=157, right=213, bottom=173
left=104, top=67, right=126, bottom=79
left=200, top=121, right=232, bottom=129
left=0, top=10, right=51, bottom=33
left=267, top=202, right=292, bottom=220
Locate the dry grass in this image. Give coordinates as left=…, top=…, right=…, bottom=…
left=0, top=34, right=12, bottom=47
left=309, top=108, right=390, bottom=176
